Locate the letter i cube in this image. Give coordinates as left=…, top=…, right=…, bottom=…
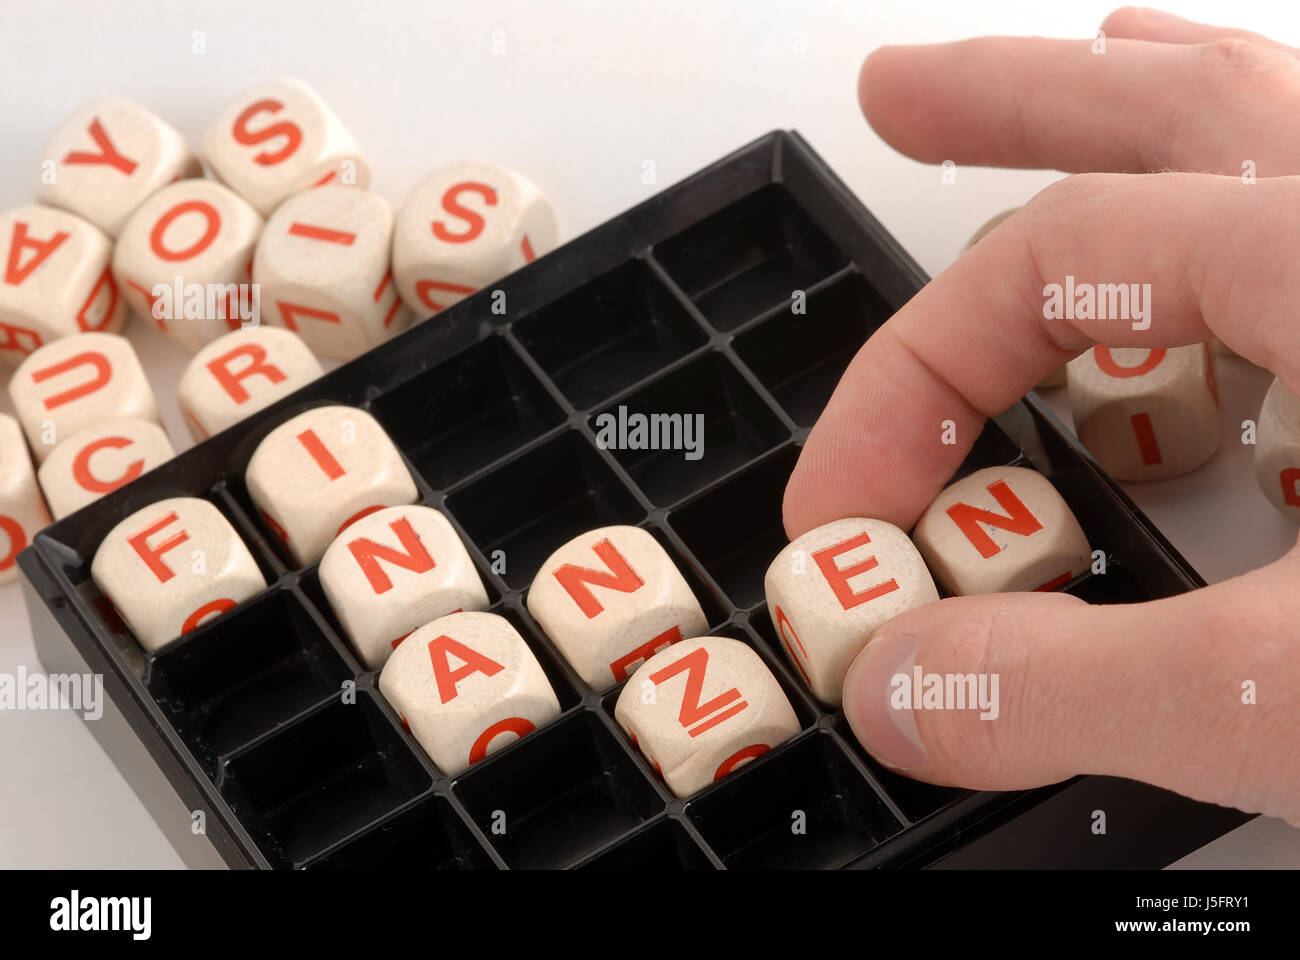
left=320, top=505, right=491, bottom=670
left=1067, top=344, right=1220, bottom=481
left=765, top=519, right=939, bottom=707
left=177, top=327, right=323, bottom=441
left=245, top=405, right=418, bottom=565
left=36, top=98, right=203, bottom=237
left=913, top=465, right=1091, bottom=596
left=526, top=526, right=709, bottom=691
left=254, top=185, right=412, bottom=360
left=91, top=497, right=266, bottom=651
left=1255, top=377, right=1300, bottom=521
left=615, top=637, right=800, bottom=797
left=8, top=333, right=159, bottom=462
left=378, top=611, right=561, bottom=774
left=0, top=205, right=126, bottom=365
left=112, top=180, right=263, bottom=353
left=203, top=78, right=370, bottom=216
left=392, top=162, right=556, bottom=316
left=0, top=414, right=51, bottom=585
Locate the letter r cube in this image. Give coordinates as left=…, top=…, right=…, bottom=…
left=764, top=518, right=939, bottom=707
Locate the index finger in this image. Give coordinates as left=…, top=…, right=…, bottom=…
left=782, top=172, right=1300, bottom=537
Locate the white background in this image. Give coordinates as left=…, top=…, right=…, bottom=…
left=1, top=0, right=1298, bottom=867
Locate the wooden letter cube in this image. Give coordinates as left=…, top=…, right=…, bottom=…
left=91, top=496, right=266, bottom=652
left=245, top=405, right=418, bottom=565
left=764, top=518, right=939, bottom=707
left=1067, top=344, right=1220, bottom=481
left=913, top=465, right=1091, bottom=596
left=526, top=525, right=708, bottom=691
left=378, top=611, right=560, bottom=775
left=113, top=180, right=263, bottom=353
left=37, top=98, right=202, bottom=237
left=254, top=185, right=412, bottom=360
left=1255, top=377, right=1300, bottom=521
left=38, top=418, right=174, bottom=520
left=9, top=332, right=159, bottom=462
left=0, top=205, right=126, bottom=365
left=392, top=162, right=556, bottom=316
left=615, top=636, right=799, bottom=797
left=320, top=504, right=490, bottom=670
left=202, top=78, right=369, bottom=217
left=177, top=327, right=323, bottom=441
left=0, top=414, right=50, bottom=585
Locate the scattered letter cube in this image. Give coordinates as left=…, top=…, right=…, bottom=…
left=0, top=414, right=50, bottom=585
left=526, top=525, right=708, bottom=691
left=113, top=180, right=263, bottom=353
left=38, top=418, right=174, bottom=520
left=177, top=327, right=323, bottom=441
left=203, top=78, right=369, bottom=216
left=392, top=162, right=556, bottom=316
left=245, top=405, right=418, bottom=565
left=1067, top=344, right=1220, bottom=481
left=254, top=185, right=412, bottom=360
left=0, top=205, right=126, bottom=365
left=91, top=496, right=266, bottom=652
left=615, top=636, right=799, bottom=797
left=320, top=504, right=490, bottom=670
left=765, top=518, right=939, bottom=707
left=913, top=465, right=1091, bottom=596
left=378, top=611, right=560, bottom=774
left=37, top=98, right=202, bottom=237
left=1255, top=377, right=1300, bottom=521
left=9, top=332, right=159, bottom=461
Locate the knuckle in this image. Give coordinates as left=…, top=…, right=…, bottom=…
left=1195, top=37, right=1297, bottom=92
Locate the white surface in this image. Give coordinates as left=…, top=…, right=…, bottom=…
left=2, top=0, right=1299, bottom=868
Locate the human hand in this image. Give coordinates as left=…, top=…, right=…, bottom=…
left=783, top=7, right=1300, bottom=823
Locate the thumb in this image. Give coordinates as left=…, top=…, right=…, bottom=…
left=841, top=544, right=1300, bottom=822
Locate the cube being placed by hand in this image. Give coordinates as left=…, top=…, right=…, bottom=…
left=526, top=526, right=708, bottom=691
left=0, top=205, right=126, bottom=365
left=1067, top=344, right=1220, bottom=481
left=38, top=418, right=174, bottom=520
left=246, top=405, right=418, bottom=565
left=177, top=327, right=323, bottom=441
left=9, top=333, right=159, bottom=461
left=113, top=180, right=263, bottom=353
left=37, top=98, right=202, bottom=237
left=320, top=504, right=490, bottom=669
left=392, top=162, right=556, bottom=316
left=91, top=496, right=266, bottom=652
left=254, top=185, right=412, bottom=360
left=1255, top=377, right=1300, bottom=521
left=765, top=518, right=938, bottom=707
left=378, top=611, right=560, bottom=775
left=203, top=78, right=369, bottom=217
left=913, top=466, right=1091, bottom=596
left=615, top=636, right=799, bottom=797
left=0, top=414, right=50, bottom=585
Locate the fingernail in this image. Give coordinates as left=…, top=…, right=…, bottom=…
left=843, top=632, right=927, bottom=771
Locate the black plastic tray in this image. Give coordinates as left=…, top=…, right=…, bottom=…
left=18, top=131, right=1251, bottom=869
